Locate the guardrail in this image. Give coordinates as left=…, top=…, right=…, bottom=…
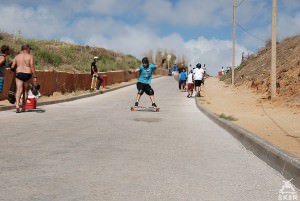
left=0, top=68, right=168, bottom=100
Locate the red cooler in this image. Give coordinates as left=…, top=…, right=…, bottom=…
left=101, top=75, right=107, bottom=87
left=24, top=98, right=36, bottom=110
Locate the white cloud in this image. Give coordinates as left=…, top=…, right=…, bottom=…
left=85, top=24, right=249, bottom=75
left=0, top=4, right=65, bottom=39
left=0, top=0, right=298, bottom=76
left=278, top=12, right=300, bottom=40
left=238, top=6, right=300, bottom=50
left=184, top=37, right=248, bottom=75
left=142, top=0, right=232, bottom=27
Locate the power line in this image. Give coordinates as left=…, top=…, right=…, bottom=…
left=236, top=22, right=266, bottom=42
left=237, top=0, right=247, bottom=7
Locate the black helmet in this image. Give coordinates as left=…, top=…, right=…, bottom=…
left=142, top=57, right=149, bottom=64
left=196, top=63, right=201, bottom=68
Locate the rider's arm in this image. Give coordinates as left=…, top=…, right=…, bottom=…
left=129, top=68, right=140, bottom=73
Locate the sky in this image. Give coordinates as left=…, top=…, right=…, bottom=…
left=1, top=0, right=299, bottom=75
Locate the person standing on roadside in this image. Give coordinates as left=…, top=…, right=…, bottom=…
left=90, top=56, right=103, bottom=91
left=177, top=63, right=185, bottom=90
left=193, top=63, right=204, bottom=97
left=0, top=45, right=11, bottom=93
left=11, top=44, right=37, bottom=113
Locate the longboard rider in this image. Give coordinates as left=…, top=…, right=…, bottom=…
left=130, top=57, right=159, bottom=108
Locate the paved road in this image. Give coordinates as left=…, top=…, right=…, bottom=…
left=0, top=77, right=286, bottom=201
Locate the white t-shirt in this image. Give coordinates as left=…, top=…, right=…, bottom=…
left=193, top=68, right=204, bottom=80
left=187, top=73, right=194, bottom=84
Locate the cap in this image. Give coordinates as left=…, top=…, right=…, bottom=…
left=94, top=56, right=99, bottom=59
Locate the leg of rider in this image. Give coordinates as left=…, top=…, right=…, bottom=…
left=135, top=89, right=144, bottom=106
left=149, top=95, right=155, bottom=104
left=145, top=86, right=156, bottom=106
left=15, top=78, right=23, bottom=109
left=136, top=93, right=142, bottom=103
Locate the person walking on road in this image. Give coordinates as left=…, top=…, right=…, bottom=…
left=193, top=63, right=204, bottom=97
left=179, top=68, right=187, bottom=91
left=172, top=63, right=178, bottom=75
left=130, top=57, right=160, bottom=108
left=177, top=63, right=185, bottom=90
left=11, top=44, right=37, bottom=113
left=187, top=70, right=194, bottom=98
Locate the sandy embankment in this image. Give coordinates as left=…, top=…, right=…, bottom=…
left=197, top=76, right=300, bottom=157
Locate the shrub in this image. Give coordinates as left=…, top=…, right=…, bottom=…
left=36, top=50, right=62, bottom=67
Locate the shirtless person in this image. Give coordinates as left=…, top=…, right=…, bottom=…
left=11, top=44, right=37, bottom=113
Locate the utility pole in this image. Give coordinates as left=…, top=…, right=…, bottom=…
left=232, top=0, right=237, bottom=86
left=271, top=0, right=277, bottom=98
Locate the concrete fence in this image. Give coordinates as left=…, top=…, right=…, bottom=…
left=0, top=68, right=168, bottom=100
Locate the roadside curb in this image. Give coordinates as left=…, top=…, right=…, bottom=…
left=0, top=75, right=164, bottom=112
left=195, top=99, right=300, bottom=188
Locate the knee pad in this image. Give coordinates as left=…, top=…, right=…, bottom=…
left=146, top=88, right=154, bottom=96
left=138, top=90, right=144, bottom=95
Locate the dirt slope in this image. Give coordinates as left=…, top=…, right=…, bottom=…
left=224, top=35, right=300, bottom=109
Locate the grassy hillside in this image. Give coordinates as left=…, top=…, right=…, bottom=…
left=221, top=35, right=300, bottom=108
left=0, top=32, right=140, bottom=73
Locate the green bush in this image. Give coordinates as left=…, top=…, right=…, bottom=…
left=36, top=50, right=62, bottom=67
left=219, top=113, right=238, bottom=121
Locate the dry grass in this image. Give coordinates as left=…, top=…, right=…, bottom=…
left=0, top=32, right=140, bottom=73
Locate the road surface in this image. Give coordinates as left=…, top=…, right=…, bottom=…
left=0, top=77, right=288, bottom=201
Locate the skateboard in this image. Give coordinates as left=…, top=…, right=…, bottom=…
left=130, top=106, right=160, bottom=112
left=90, top=74, right=98, bottom=89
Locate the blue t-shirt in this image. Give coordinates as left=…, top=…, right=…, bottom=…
left=180, top=71, right=187, bottom=80
left=137, top=64, right=156, bottom=84
left=173, top=65, right=178, bottom=72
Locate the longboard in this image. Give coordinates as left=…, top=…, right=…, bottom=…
left=90, top=74, right=98, bottom=89
left=130, top=106, right=160, bottom=112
